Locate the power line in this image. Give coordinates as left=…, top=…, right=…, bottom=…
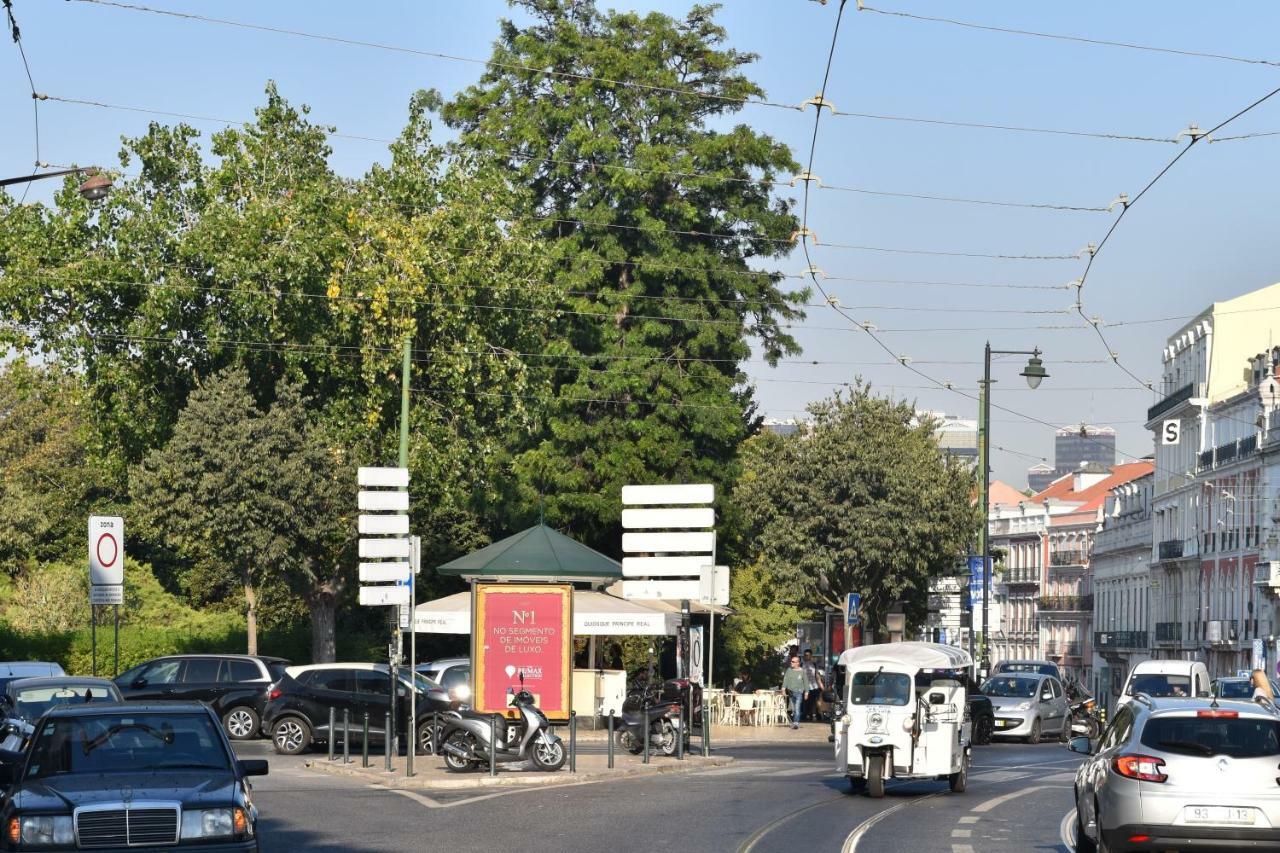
left=3, top=0, right=41, bottom=203
left=830, top=107, right=1178, bottom=144
left=858, top=3, right=1280, bottom=69
left=66, top=0, right=802, bottom=113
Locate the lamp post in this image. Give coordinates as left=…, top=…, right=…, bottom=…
left=979, top=342, right=1048, bottom=676
left=0, top=167, right=112, bottom=201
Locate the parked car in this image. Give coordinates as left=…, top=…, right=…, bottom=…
left=0, top=663, right=64, bottom=694
left=0, top=677, right=121, bottom=752
left=0, top=701, right=267, bottom=851
left=992, top=659, right=1064, bottom=682
left=115, top=654, right=289, bottom=740
left=417, top=657, right=471, bottom=702
left=981, top=672, right=1071, bottom=743
left=264, top=663, right=455, bottom=756
left=1070, top=694, right=1280, bottom=852
left=1117, top=659, right=1211, bottom=707
left=1212, top=675, right=1280, bottom=701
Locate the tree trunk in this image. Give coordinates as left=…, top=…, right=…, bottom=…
left=308, top=585, right=337, bottom=664
left=243, top=577, right=258, bottom=656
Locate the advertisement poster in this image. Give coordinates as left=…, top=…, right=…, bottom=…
left=473, top=583, right=573, bottom=721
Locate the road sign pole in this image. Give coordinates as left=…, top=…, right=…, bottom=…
left=90, top=605, right=97, bottom=677
left=391, top=335, right=411, bottom=762
left=113, top=604, right=119, bottom=677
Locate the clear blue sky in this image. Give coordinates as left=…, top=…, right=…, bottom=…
left=6, top=0, right=1280, bottom=486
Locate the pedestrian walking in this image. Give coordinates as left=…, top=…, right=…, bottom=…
left=782, top=655, right=806, bottom=729
left=1251, top=668, right=1275, bottom=706
left=801, top=649, right=825, bottom=721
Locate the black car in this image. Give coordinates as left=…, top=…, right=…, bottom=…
left=263, top=663, right=454, bottom=756
left=115, top=654, right=289, bottom=741
left=0, top=677, right=122, bottom=752
left=0, top=701, right=266, bottom=851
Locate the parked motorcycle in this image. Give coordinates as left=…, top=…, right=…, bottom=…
left=1068, top=695, right=1103, bottom=739
left=438, top=674, right=566, bottom=772
left=617, top=686, right=685, bottom=756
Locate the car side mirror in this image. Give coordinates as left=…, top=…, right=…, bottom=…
left=929, top=692, right=946, bottom=705
left=238, top=759, right=269, bottom=778
left=1067, top=736, right=1093, bottom=755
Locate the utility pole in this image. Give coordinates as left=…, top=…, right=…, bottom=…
left=390, top=336, right=410, bottom=761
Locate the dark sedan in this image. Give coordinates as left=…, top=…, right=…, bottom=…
left=0, top=702, right=266, bottom=851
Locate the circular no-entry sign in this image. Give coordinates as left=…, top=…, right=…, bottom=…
left=95, top=533, right=118, bottom=570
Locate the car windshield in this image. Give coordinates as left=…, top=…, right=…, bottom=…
left=1141, top=716, right=1280, bottom=759
left=981, top=676, right=1040, bottom=698
left=1216, top=680, right=1253, bottom=699
left=849, top=671, right=911, bottom=706
left=397, top=668, right=440, bottom=691
left=12, top=685, right=117, bottom=721
left=996, top=663, right=1055, bottom=677
left=25, top=712, right=230, bottom=779
left=1128, top=673, right=1192, bottom=697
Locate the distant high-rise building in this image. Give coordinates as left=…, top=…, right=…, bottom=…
left=1054, top=425, right=1116, bottom=476
left=761, top=418, right=805, bottom=437
left=918, top=411, right=978, bottom=462
left=1026, top=462, right=1056, bottom=493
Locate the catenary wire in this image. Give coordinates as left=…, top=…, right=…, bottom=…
left=3, top=0, right=41, bottom=203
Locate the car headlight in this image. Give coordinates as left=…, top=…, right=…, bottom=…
left=453, top=684, right=472, bottom=701
left=180, top=807, right=251, bottom=840
left=14, top=815, right=74, bottom=847
left=1014, top=701, right=1032, bottom=711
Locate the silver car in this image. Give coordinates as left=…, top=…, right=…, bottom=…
left=1070, top=695, right=1280, bottom=851
left=981, top=673, right=1070, bottom=743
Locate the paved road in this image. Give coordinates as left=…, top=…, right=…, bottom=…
left=236, top=735, right=1082, bottom=852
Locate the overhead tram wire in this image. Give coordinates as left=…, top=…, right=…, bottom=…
left=3, top=0, right=41, bottom=203
left=65, top=0, right=801, bottom=114
left=857, top=3, right=1280, bottom=69
left=39, top=94, right=1121, bottom=213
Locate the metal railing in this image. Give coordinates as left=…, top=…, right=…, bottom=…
left=1197, top=435, right=1261, bottom=471
left=1038, top=594, right=1093, bottom=612
left=1155, top=622, right=1181, bottom=643
left=1050, top=551, right=1087, bottom=567
left=1147, top=383, right=1195, bottom=422
left=1095, top=630, right=1148, bottom=650
left=1044, top=641, right=1082, bottom=656
left=1157, top=539, right=1183, bottom=560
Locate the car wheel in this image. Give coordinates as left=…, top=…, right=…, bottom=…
left=1059, top=716, right=1071, bottom=743
left=223, top=707, right=260, bottom=741
left=1028, top=718, right=1042, bottom=745
left=974, top=714, right=994, bottom=746
left=272, top=717, right=312, bottom=755
left=1074, top=805, right=1097, bottom=853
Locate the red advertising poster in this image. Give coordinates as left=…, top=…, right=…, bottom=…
left=472, top=583, right=573, bottom=721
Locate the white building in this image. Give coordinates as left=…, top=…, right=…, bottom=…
left=1089, top=472, right=1154, bottom=710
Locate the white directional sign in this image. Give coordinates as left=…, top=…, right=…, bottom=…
left=359, top=562, right=411, bottom=583
left=359, top=514, right=409, bottom=535
left=620, top=483, right=720, bottom=602
left=359, top=538, right=412, bottom=559
left=621, top=579, right=701, bottom=601
left=622, top=484, right=715, bottom=505
left=622, top=531, right=716, bottom=554
left=359, top=585, right=411, bottom=606
left=698, top=565, right=730, bottom=607
left=88, top=516, right=124, bottom=586
left=358, top=467, right=410, bottom=488
left=621, top=508, right=716, bottom=529
left=358, top=491, right=409, bottom=512
left=622, top=556, right=717, bottom=577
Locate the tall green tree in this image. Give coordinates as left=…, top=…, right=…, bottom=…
left=733, top=386, right=978, bottom=637
left=131, top=368, right=353, bottom=658
left=444, top=0, right=804, bottom=550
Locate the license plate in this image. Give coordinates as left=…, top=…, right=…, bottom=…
left=1184, top=806, right=1256, bottom=825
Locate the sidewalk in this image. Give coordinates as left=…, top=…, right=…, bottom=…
left=306, top=749, right=732, bottom=791
left=572, top=722, right=832, bottom=744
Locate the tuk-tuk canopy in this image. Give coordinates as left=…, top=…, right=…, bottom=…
left=838, top=642, right=973, bottom=672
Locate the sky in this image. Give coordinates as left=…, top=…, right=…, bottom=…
left=6, top=1, right=1280, bottom=486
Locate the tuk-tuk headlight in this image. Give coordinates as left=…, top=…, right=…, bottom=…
left=840, top=714, right=851, bottom=726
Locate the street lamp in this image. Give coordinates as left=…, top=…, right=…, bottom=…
left=0, top=167, right=113, bottom=202
left=979, top=343, right=1048, bottom=676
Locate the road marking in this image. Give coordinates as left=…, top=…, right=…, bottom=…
left=388, top=777, right=608, bottom=810
left=1059, top=808, right=1077, bottom=852
left=842, top=790, right=949, bottom=853
left=951, top=845, right=974, bottom=853
left=951, top=829, right=972, bottom=838
left=972, top=785, right=1050, bottom=813
left=771, top=766, right=822, bottom=777
left=958, top=816, right=978, bottom=824
left=970, top=770, right=1031, bottom=783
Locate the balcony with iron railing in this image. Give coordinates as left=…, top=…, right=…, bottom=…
left=1196, top=435, right=1261, bottom=472
left=1044, top=641, right=1083, bottom=657
left=1049, top=550, right=1087, bottom=568
left=1038, top=594, right=1093, bottom=612
left=1155, top=622, right=1182, bottom=644
left=1147, top=383, right=1196, bottom=422
left=1095, top=630, right=1148, bottom=650
left=1157, top=539, right=1183, bottom=560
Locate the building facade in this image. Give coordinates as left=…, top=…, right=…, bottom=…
left=1055, top=425, right=1117, bottom=476
left=1089, top=473, right=1154, bottom=709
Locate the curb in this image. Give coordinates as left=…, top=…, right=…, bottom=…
left=303, top=754, right=735, bottom=790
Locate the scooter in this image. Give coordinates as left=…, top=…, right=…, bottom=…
left=438, top=674, right=566, bottom=772
left=616, top=687, right=684, bottom=756
left=1068, top=696, right=1103, bottom=739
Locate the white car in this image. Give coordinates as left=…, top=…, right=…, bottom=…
left=417, top=657, right=472, bottom=703
left=1118, top=660, right=1211, bottom=707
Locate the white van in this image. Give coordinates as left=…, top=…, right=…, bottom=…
left=1117, top=659, right=1211, bottom=707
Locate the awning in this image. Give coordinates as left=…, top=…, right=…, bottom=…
left=435, top=524, right=622, bottom=582
left=413, top=589, right=678, bottom=636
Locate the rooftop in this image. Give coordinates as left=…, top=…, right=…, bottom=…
left=1031, top=460, right=1155, bottom=515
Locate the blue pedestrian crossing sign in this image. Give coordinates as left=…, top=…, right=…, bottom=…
left=846, top=593, right=861, bottom=627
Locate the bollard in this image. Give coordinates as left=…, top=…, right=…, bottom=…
left=407, top=716, right=415, bottom=778
left=342, top=709, right=350, bottom=764
left=607, top=711, right=615, bottom=769
left=489, top=715, right=498, bottom=777
left=362, top=713, right=370, bottom=768
left=702, top=700, right=710, bottom=757
left=643, top=698, right=650, bottom=765
left=430, top=712, right=438, bottom=756
left=569, top=711, right=577, bottom=773
left=328, top=708, right=336, bottom=761
left=384, top=713, right=392, bottom=772
left=676, top=704, right=684, bottom=761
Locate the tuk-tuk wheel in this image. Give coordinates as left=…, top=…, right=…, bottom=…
left=866, top=754, right=885, bottom=798
left=949, top=749, right=969, bottom=793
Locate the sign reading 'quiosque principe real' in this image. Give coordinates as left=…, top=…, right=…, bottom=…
left=472, top=583, right=573, bottom=721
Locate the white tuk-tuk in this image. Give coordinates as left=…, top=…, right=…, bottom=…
left=833, top=641, right=972, bottom=798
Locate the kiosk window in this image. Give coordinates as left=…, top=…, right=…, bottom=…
left=850, top=671, right=911, bottom=706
